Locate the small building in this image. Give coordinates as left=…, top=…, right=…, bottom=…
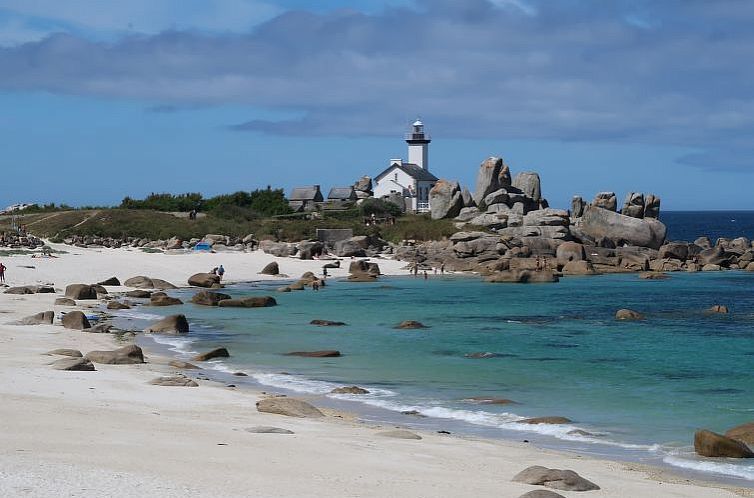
left=289, top=185, right=324, bottom=212
left=373, top=120, right=438, bottom=213
left=327, top=187, right=357, bottom=202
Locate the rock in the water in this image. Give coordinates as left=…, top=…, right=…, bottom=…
left=217, top=296, right=277, bottom=308
left=125, top=289, right=152, bottom=298
left=521, top=417, right=572, bottom=425
left=376, top=430, right=422, bottom=440
left=285, top=350, right=341, bottom=358
left=188, top=272, right=221, bottom=288
left=47, top=348, right=83, bottom=357
left=51, top=357, right=96, bottom=371
left=639, top=272, right=669, bottom=280
left=169, top=360, right=199, bottom=369
left=190, top=290, right=231, bottom=306
left=193, top=347, right=230, bottom=361
left=85, top=345, right=144, bottom=365
left=256, top=397, right=325, bottom=418
left=107, top=301, right=131, bottom=310
left=97, top=277, right=121, bottom=286
left=394, top=320, right=429, bottom=329
left=21, top=311, right=54, bottom=325
left=615, top=309, right=644, bottom=321
left=512, top=172, right=541, bottom=202
left=694, top=429, right=754, bottom=458
left=61, top=311, right=91, bottom=330
left=54, top=297, right=76, bottom=306
left=310, top=319, right=347, bottom=326
left=149, top=375, right=198, bottom=387
left=348, top=271, right=378, bottom=282
left=725, top=422, right=754, bottom=446
left=580, top=206, right=667, bottom=249
left=518, top=491, right=566, bottom=498
left=474, top=157, right=504, bottom=205
left=331, top=386, right=369, bottom=394
left=562, top=260, right=597, bottom=275
left=64, top=284, right=97, bottom=300
left=144, top=314, right=189, bottom=334
left=512, top=466, right=600, bottom=491
left=245, top=426, right=295, bottom=434
left=429, top=179, right=463, bottom=220
left=150, top=294, right=183, bottom=306
left=464, top=396, right=516, bottom=405
left=260, top=262, right=280, bottom=275
left=707, top=304, right=729, bottom=314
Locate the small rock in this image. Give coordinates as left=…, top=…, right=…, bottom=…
left=193, top=347, right=230, bottom=361
left=259, top=262, right=280, bottom=275
left=615, top=309, right=644, bottom=321
left=464, top=396, right=516, bottom=405
left=97, top=277, right=121, bottom=286
left=61, top=311, right=91, bottom=330
left=47, top=348, right=83, bottom=357
left=394, top=320, right=429, bottom=329
left=21, top=311, right=54, bottom=325
left=706, top=304, right=729, bottom=314
left=150, top=294, right=183, bottom=306
left=639, top=271, right=669, bottom=280
left=512, top=465, right=600, bottom=491
left=518, top=491, right=566, bottom=498
left=107, top=301, right=131, bottom=310
left=331, top=386, right=369, bottom=395
left=244, top=426, right=294, bottom=434
left=51, top=357, right=96, bottom=371
left=310, top=319, right=347, bottom=326
left=520, top=417, right=572, bottom=425
left=149, top=376, right=198, bottom=387
left=190, top=290, right=232, bottom=306
left=285, top=350, right=341, bottom=358
left=233, top=372, right=248, bottom=376
left=54, top=297, right=76, bottom=306
left=125, top=289, right=152, bottom=298
left=64, top=284, right=97, bottom=300
left=376, top=430, right=422, bottom=440
left=256, top=398, right=324, bottom=418
left=217, top=296, right=277, bottom=308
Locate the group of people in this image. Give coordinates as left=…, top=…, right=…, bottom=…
left=209, top=265, right=225, bottom=279
left=411, top=262, right=445, bottom=279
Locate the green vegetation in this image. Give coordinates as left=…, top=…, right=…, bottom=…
left=359, top=198, right=402, bottom=218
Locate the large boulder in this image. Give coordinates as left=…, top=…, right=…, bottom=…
left=473, top=157, right=504, bottom=205
left=570, top=196, right=586, bottom=218
left=85, top=345, right=145, bottom=365
left=260, top=262, right=279, bottom=275
left=150, top=294, right=183, bottom=306
left=21, top=311, right=54, bottom=325
left=144, top=314, right=189, bottom=334
left=512, top=466, right=600, bottom=491
left=694, top=429, right=754, bottom=458
left=124, top=276, right=154, bottom=288
left=429, top=179, right=463, bottom=220
left=592, top=192, right=617, bottom=211
left=4, top=286, right=35, bottom=295
left=61, top=311, right=91, bottom=330
left=193, top=347, right=230, bottom=361
left=188, top=273, right=221, bottom=288
left=725, top=422, right=754, bottom=446
left=698, top=246, right=733, bottom=267
left=64, top=284, right=97, bottom=300
left=334, top=236, right=369, bottom=257
left=562, top=260, right=597, bottom=275
left=512, top=172, right=541, bottom=202
left=260, top=240, right=298, bottom=257
left=580, top=206, right=666, bottom=249
left=190, top=290, right=231, bottom=306
left=658, top=242, right=689, bottom=261
left=256, top=397, right=324, bottom=418
left=644, top=194, right=661, bottom=218
left=51, top=357, right=96, bottom=371
left=556, top=242, right=585, bottom=265
left=217, top=296, right=277, bottom=308
left=107, top=301, right=131, bottom=310
left=621, top=192, right=645, bottom=218
left=523, top=209, right=569, bottom=227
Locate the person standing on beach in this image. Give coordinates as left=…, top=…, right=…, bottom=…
left=218, top=265, right=225, bottom=280
left=0, top=261, right=5, bottom=283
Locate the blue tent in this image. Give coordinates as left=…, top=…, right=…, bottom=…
left=193, top=242, right=212, bottom=251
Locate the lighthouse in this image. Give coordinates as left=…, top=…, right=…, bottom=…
left=406, top=119, right=431, bottom=170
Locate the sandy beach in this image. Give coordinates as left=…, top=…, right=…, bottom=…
left=0, top=245, right=751, bottom=497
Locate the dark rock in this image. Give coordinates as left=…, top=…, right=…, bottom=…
left=51, top=357, right=96, bottom=371
left=21, top=311, right=54, bottom=325
left=285, top=350, right=341, bottom=358
left=54, top=297, right=76, bottom=306
left=188, top=272, right=221, bottom=288
left=639, top=272, right=669, bottom=280
left=256, top=397, right=325, bottom=418
left=521, top=417, right=572, bottom=425
left=64, top=284, right=97, bottom=300
left=706, top=304, right=729, bottom=314
left=464, top=396, right=516, bottom=405
left=486, top=270, right=559, bottom=283
left=107, top=301, right=131, bottom=310
left=348, top=272, right=378, bottom=282
left=644, top=194, right=661, bottom=218
left=570, top=196, right=586, bottom=218
left=150, top=294, right=183, bottom=306
left=149, top=376, right=198, bottom=387
left=125, top=289, right=152, bottom=298
left=47, top=348, right=83, bottom=357
left=85, top=345, right=144, bottom=365
left=512, top=466, right=600, bottom=491
left=331, top=386, right=369, bottom=394
left=97, top=277, right=121, bottom=286
left=90, top=284, right=108, bottom=296
left=260, top=262, right=280, bottom=275
left=61, top=311, right=91, bottom=330
left=87, top=323, right=113, bottom=334
left=694, top=429, right=754, bottom=458
left=144, top=314, right=189, bottom=334
left=310, top=319, right=347, bottom=326
left=124, top=276, right=155, bottom=288
left=233, top=372, right=248, bottom=376
left=193, top=347, right=230, bottom=361
left=35, top=286, right=55, bottom=293
left=394, top=320, right=429, bottom=329
left=217, top=296, right=277, bottom=308
left=190, top=290, right=232, bottom=306
left=615, top=309, right=644, bottom=321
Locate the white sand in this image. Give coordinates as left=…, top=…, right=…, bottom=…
left=0, top=246, right=751, bottom=497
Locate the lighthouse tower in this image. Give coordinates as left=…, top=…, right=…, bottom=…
left=406, top=119, right=431, bottom=170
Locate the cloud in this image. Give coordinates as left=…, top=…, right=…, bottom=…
left=1, top=0, right=754, bottom=170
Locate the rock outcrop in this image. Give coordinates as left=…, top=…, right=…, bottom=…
left=473, top=157, right=504, bottom=205
left=579, top=206, right=666, bottom=249
left=217, top=296, right=277, bottom=308
left=188, top=273, right=221, bottom=288
left=429, top=179, right=463, bottom=220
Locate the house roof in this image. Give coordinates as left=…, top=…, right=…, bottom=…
left=375, top=162, right=439, bottom=183
left=327, top=187, right=356, bottom=200
left=289, top=185, right=323, bottom=201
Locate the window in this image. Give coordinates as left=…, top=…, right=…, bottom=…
left=394, top=172, right=398, bottom=182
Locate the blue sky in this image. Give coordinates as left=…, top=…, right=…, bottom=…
left=1, top=0, right=753, bottom=210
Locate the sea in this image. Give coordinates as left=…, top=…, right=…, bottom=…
left=115, top=211, right=754, bottom=485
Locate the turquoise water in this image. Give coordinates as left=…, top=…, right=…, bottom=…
left=119, top=272, right=754, bottom=483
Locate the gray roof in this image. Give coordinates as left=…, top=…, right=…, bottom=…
left=327, top=187, right=356, bottom=200
left=375, top=162, right=439, bottom=183
left=289, top=185, right=323, bottom=202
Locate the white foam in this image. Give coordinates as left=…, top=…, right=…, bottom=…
left=149, top=335, right=198, bottom=354
left=663, top=455, right=754, bottom=481
left=252, top=373, right=340, bottom=394
left=116, top=310, right=165, bottom=321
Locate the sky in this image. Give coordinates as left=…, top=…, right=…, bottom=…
left=1, top=0, right=754, bottom=210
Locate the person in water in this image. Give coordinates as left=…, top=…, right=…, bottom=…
left=218, top=265, right=225, bottom=280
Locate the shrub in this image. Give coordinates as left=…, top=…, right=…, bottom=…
left=359, top=198, right=402, bottom=218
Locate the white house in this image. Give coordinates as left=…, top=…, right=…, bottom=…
left=373, top=120, right=438, bottom=213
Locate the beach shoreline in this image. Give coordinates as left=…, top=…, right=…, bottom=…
left=1, top=246, right=752, bottom=497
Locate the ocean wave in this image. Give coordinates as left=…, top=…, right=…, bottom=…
left=149, top=335, right=198, bottom=354
left=663, top=455, right=754, bottom=481
left=116, top=310, right=165, bottom=321
left=252, top=372, right=396, bottom=398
